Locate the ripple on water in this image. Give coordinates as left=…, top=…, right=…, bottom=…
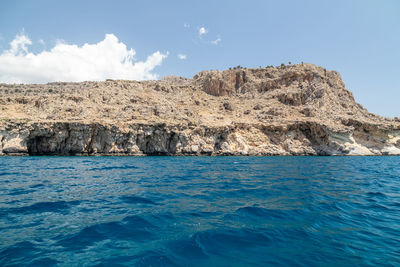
left=134, top=250, right=177, bottom=267
left=89, top=165, right=138, bottom=171
left=29, top=183, right=45, bottom=189
left=120, top=195, right=158, bottom=205
left=0, top=156, right=400, bottom=266
left=366, top=191, right=387, bottom=198
left=1, top=200, right=81, bottom=216
left=167, top=227, right=287, bottom=266
left=56, top=215, right=156, bottom=250
left=7, top=188, right=35, bottom=196
left=0, top=241, right=57, bottom=266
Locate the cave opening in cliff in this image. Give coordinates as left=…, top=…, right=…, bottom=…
left=27, top=136, right=51, bottom=155
left=27, top=136, right=73, bottom=155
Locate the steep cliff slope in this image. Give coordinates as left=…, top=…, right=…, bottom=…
left=0, top=63, right=399, bottom=155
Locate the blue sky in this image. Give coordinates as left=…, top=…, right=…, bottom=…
left=0, top=0, right=399, bottom=117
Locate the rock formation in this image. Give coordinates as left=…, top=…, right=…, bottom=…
left=0, top=63, right=399, bottom=156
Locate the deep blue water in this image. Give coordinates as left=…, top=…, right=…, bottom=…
left=0, top=156, right=400, bottom=266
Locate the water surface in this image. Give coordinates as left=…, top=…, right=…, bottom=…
left=0, top=156, right=399, bottom=266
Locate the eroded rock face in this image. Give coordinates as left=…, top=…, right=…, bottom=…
left=0, top=121, right=399, bottom=156
left=0, top=63, right=399, bottom=155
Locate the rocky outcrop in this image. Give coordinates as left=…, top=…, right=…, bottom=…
left=0, top=63, right=399, bottom=156
left=1, top=120, right=399, bottom=156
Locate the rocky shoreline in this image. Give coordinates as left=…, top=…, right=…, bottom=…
left=1, top=64, right=399, bottom=156
left=1, top=120, right=399, bottom=156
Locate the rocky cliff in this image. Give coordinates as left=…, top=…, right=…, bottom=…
left=1, top=63, right=399, bottom=156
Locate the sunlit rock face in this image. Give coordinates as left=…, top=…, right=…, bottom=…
left=0, top=63, right=399, bottom=155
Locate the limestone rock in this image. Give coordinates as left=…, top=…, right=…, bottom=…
left=0, top=63, right=399, bottom=155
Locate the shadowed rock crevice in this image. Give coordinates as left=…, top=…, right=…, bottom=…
left=27, top=136, right=59, bottom=155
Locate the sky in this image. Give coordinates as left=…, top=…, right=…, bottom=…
left=0, top=0, right=399, bottom=117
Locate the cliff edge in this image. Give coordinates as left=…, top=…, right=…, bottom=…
left=1, top=63, right=399, bottom=155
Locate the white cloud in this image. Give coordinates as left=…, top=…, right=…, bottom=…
left=184, top=23, right=190, bottom=28
left=210, top=36, right=222, bottom=45
left=38, top=39, right=45, bottom=45
left=196, top=26, right=221, bottom=45
left=0, top=33, right=168, bottom=83
left=9, top=33, right=31, bottom=55
left=199, top=27, right=208, bottom=36
left=177, top=54, right=187, bottom=60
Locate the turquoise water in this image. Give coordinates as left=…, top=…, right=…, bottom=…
left=0, top=156, right=399, bottom=266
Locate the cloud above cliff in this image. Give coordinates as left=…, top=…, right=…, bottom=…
left=0, top=33, right=168, bottom=83
left=195, top=26, right=221, bottom=45
left=210, top=36, right=222, bottom=45
left=177, top=53, right=187, bottom=60
left=199, top=27, right=208, bottom=36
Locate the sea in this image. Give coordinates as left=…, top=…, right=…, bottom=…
left=0, top=156, right=399, bottom=266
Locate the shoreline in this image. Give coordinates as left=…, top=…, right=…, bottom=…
left=1, top=120, right=400, bottom=156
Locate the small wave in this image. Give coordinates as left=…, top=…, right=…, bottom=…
left=134, top=250, right=177, bottom=267
left=146, top=212, right=175, bottom=226
left=44, top=166, right=76, bottom=170
left=91, top=255, right=138, bottom=267
left=167, top=236, right=208, bottom=260
left=122, top=215, right=157, bottom=229
left=120, top=195, right=158, bottom=205
left=195, top=228, right=272, bottom=250
left=366, top=191, right=387, bottom=198
left=7, top=188, right=35, bottom=196
left=225, top=188, right=270, bottom=198
left=0, top=241, right=44, bottom=266
left=30, top=183, right=45, bottom=189
left=366, top=203, right=391, bottom=212
left=187, top=211, right=220, bottom=217
left=30, top=257, right=59, bottom=266
left=167, top=227, right=272, bottom=261
left=389, top=202, right=400, bottom=208
left=89, top=165, right=138, bottom=171
left=234, top=206, right=303, bottom=219
left=3, top=200, right=80, bottom=215
left=0, top=172, right=20, bottom=177
left=237, top=206, right=281, bottom=217
left=0, top=221, right=41, bottom=231
left=0, top=172, right=30, bottom=177
left=56, top=224, right=107, bottom=250
left=56, top=215, right=156, bottom=250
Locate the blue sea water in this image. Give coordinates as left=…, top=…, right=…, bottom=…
left=0, top=156, right=400, bottom=267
